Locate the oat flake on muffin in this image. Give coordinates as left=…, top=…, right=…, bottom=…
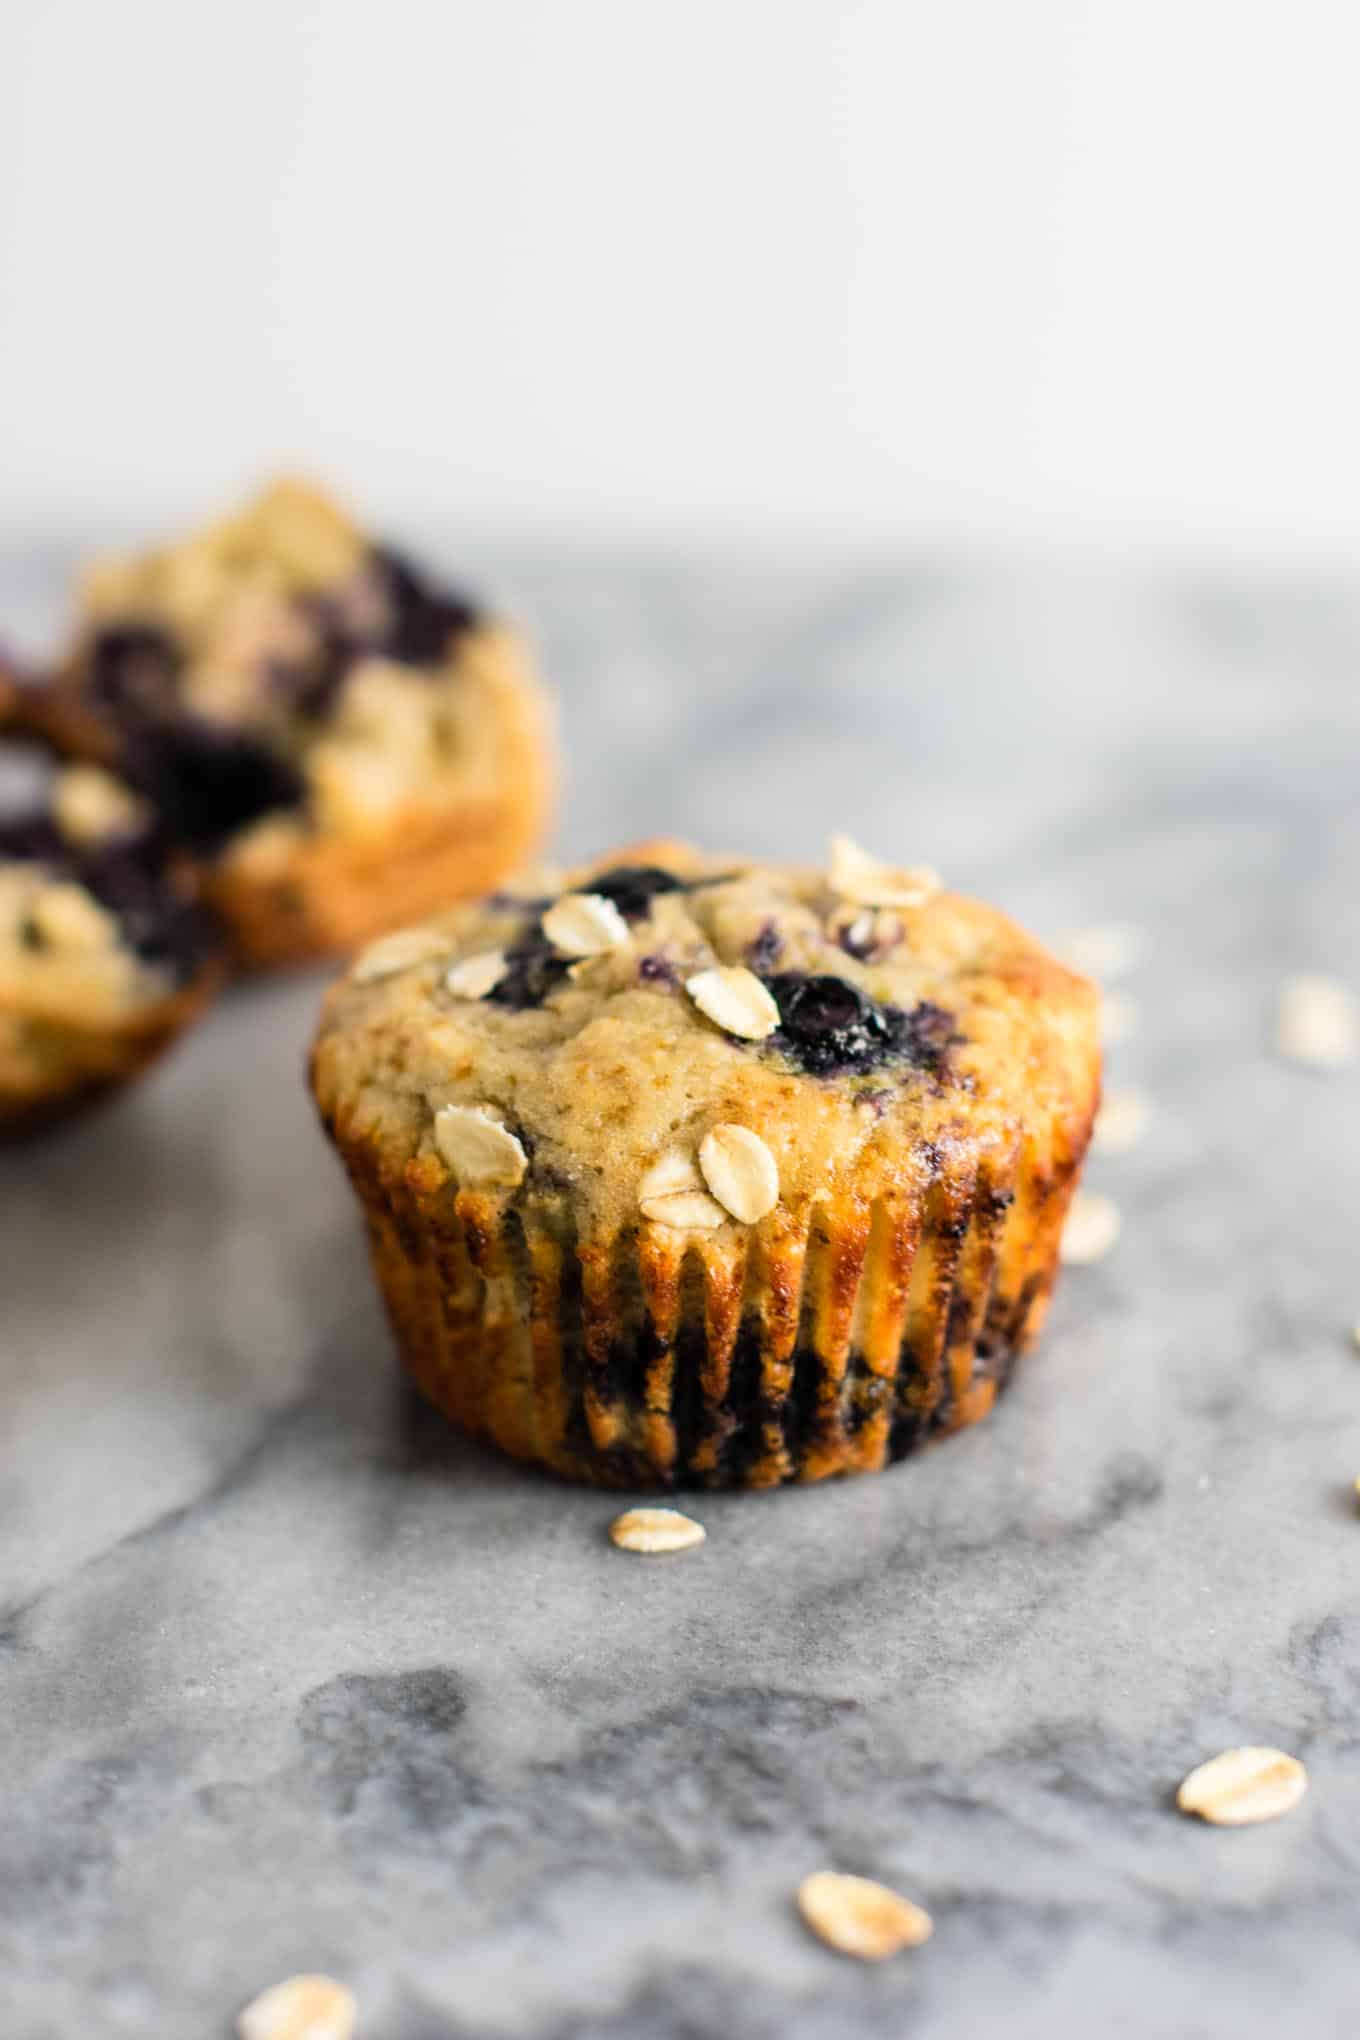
left=310, top=838, right=1101, bottom=1488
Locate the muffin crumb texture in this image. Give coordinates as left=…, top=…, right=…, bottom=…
left=311, top=840, right=1101, bottom=1488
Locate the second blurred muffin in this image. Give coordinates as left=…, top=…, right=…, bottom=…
left=0, top=733, right=220, bottom=1137
left=35, top=479, right=553, bottom=967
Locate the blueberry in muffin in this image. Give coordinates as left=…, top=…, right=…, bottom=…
left=0, top=732, right=220, bottom=1137
left=33, top=479, right=553, bottom=968
left=310, top=836, right=1102, bottom=1488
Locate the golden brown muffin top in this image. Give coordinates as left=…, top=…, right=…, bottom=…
left=311, top=838, right=1101, bottom=1242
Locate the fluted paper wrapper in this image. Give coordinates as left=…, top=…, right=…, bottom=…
left=326, top=1111, right=1088, bottom=1489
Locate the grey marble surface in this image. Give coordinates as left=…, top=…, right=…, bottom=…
left=4, top=545, right=1360, bottom=2039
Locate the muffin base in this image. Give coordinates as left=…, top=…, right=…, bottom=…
left=325, top=1107, right=1092, bottom=1490
left=0, top=953, right=224, bottom=1140
left=211, top=776, right=551, bottom=971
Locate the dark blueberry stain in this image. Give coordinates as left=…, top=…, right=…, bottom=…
left=0, top=811, right=63, bottom=866
left=369, top=546, right=479, bottom=667
left=763, top=971, right=958, bottom=1079
left=120, top=718, right=305, bottom=857
left=638, top=952, right=679, bottom=986
left=77, top=836, right=211, bottom=979
left=484, top=867, right=690, bottom=1009
left=86, top=625, right=181, bottom=714
left=267, top=631, right=352, bottom=724
left=80, top=621, right=308, bottom=854
left=894, top=999, right=959, bottom=1067
left=71, top=546, right=479, bottom=865
left=745, top=919, right=783, bottom=972
left=486, top=923, right=571, bottom=1010
left=282, top=547, right=479, bottom=708
left=585, top=864, right=685, bottom=922
left=0, top=761, right=211, bottom=982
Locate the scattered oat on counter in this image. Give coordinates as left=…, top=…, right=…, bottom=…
left=1176, top=1747, right=1308, bottom=1826
left=797, top=1871, right=933, bottom=1960
left=1058, top=923, right=1145, bottom=981
left=237, top=1974, right=357, bottom=2040
left=1060, top=1191, right=1121, bottom=1266
left=1098, top=992, right=1139, bottom=1045
left=1092, top=1088, right=1149, bottom=1154
left=608, top=1507, right=707, bottom=1554
left=1276, top=975, right=1357, bottom=1070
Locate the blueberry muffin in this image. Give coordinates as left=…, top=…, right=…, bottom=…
left=33, top=479, right=552, bottom=968
left=0, top=735, right=220, bottom=1136
left=310, top=838, right=1101, bottom=1489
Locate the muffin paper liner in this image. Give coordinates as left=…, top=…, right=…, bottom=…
left=322, top=1097, right=1092, bottom=1489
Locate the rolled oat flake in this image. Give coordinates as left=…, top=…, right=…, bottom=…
left=609, top=1507, right=707, bottom=1553
left=1176, top=1746, right=1308, bottom=1826
left=797, top=1871, right=933, bottom=1960
left=237, top=1973, right=357, bottom=2040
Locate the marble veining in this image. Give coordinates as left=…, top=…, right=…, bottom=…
left=3, top=547, right=1360, bottom=2037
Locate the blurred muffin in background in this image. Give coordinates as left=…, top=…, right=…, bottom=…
left=32, top=479, right=553, bottom=968
left=0, top=721, right=221, bottom=1137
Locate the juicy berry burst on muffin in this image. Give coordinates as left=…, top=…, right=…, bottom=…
left=311, top=837, right=1101, bottom=1490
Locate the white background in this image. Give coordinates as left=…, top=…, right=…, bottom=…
left=2, top=0, right=1358, bottom=561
